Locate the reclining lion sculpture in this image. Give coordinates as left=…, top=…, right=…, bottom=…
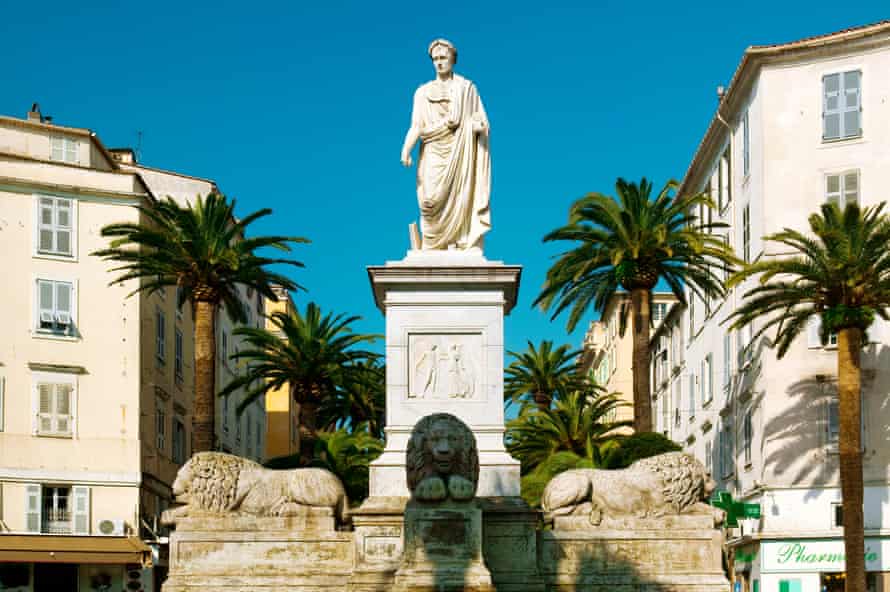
left=161, top=451, right=348, bottom=525
left=541, top=451, right=723, bottom=526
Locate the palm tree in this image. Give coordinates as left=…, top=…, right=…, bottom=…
left=505, top=387, right=630, bottom=473
left=318, top=360, right=386, bottom=439
left=535, top=178, right=735, bottom=432
left=93, top=193, right=307, bottom=452
left=504, top=340, right=583, bottom=411
left=222, top=302, right=379, bottom=463
left=728, top=202, right=890, bottom=592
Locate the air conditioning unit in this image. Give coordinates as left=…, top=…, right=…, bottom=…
left=97, top=518, right=126, bottom=536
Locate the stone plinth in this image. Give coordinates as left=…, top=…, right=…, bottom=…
left=367, top=255, right=522, bottom=498
left=539, top=519, right=730, bottom=592
left=392, top=500, right=494, bottom=592
left=162, top=512, right=353, bottom=592
left=479, top=497, right=544, bottom=591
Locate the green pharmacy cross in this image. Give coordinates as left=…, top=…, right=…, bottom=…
left=710, top=491, right=761, bottom=527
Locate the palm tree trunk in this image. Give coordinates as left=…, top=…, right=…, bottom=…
left=192, top=300, right=217, bottom=453
left=837, top=327, right=865, bottom=592
left=298, top=398, right=319, bottom=465
left=630, top=288, right=653, bottom=433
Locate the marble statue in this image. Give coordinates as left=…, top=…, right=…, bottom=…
left=406, top=413, right=479, bottom=501
left=161, top=451, right=349, bottom=525
left=400, top=39, right=491, bottom=252
left=541, top=452, right=724, bottom=527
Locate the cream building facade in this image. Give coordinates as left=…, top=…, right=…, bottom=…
left=580, top=292, right=676, bottom=426
left=651, top=22, right=890, bottom=592
left=0, top=107, right=265, bottom=592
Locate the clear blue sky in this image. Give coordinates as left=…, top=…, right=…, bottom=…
left=2, top=1, right=886, bottom=356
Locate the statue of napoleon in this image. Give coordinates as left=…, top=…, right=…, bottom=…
left=400, top=39, right=491, bottom=252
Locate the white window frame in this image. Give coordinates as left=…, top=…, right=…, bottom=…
left=822, top=69, right=862, bottom=141
left=31, top=371, right=77, bottom=438
left=718, top=145, right=731, bottom=213
left=156, top=308, right=167, bottom=365
left=743, top=408, right=753, bottom=465
left=720, top=421, right=734, bottom=478
left=825, top=170, right=859, bottom=209
left=825, top=387, right=866, bottom=452
left=34, top=195, right=77, bottom=259
left=33, top=276, right=77, bottom=338
left=741, top=203, right=751, bottom=263
left=653, top=303, right=667, bottom=323
left=705, top=353, right=713, bottom=404
left=50, top=135, right=79, bottom=164
left=688, top=373, right=696, bottom=419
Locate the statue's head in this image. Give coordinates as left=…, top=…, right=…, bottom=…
left=406, top=412, right=479, bottom=494
left=428, top=38, right=457, bottom=75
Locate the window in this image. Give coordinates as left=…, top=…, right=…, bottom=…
left=743, top=408, right=753, bottom=465
left=705, top=354, right=713, bottom=404
left=720, top=421, right=734, bottom=478
left=156, top=309, right=166, bottom=364
left=832, top=502, right=844, bottom=527
left=26, top=484, right=90, bottom=534
left=653, top=303, right=667, bottom=323
left=50, top=136, right=78, bottom=163
left=718, top=145, right=731, bottom=212
left=673, top=380, right=681, bottom=428
left=220, top=331, right=228, bottom=365
left=36, top=196, right=74, bottom=257
left=172, top=419, right=186, bottom=464
left=824, top=389, right=865, bottom=451
left=722, top=235, right=731, bottom=281
left=175, top=286, right=184, bottom=320
left=174, top=328, right=184, bottom=381
left=156, top=398, right=166, bottom=452
left=688, top=373, right=696, bottom=419
left=737, top=323, right=753, bottom=368
left=742, top=203, right=751, bottom=263
left=808, top=318, right=838, bottom=348
left=742, top=109, right=750, bottom=177
left=704, top=440, right=712, bottom=475
left=825, top=170, right=859, bottom=209
left=223, top=394, right=230, bottom=433
left=34, top=374, right=75, bottom=437
left=35, top=279, right=75, bottom=336
left=688, top=294, right=695, bottom=337
left=723, top=333, right=733, bottom=392
left=778, top=579, right=802, bottom=592
left=822, top=70, right=861, bottom=141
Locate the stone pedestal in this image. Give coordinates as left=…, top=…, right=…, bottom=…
left=161, top=512, right=353, bottom=592
left=392, top=500, right=494, bottom=592
left=367, top=253, right=522, bottom=498
left=539, top=516, right=730, bottom=592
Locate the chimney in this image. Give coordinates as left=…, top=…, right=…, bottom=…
left=109, top=148, right=137, bottom=165
left=27, top=103, right=42, bottom=122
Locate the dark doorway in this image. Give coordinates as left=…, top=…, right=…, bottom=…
left=34, top=563, right=78, bottom=591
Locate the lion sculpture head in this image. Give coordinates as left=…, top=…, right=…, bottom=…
left=541, top=451, right=722, bottom=527
left=406, top=413, right=479, bottom=502
left=163, top=451, right=349, bottom=526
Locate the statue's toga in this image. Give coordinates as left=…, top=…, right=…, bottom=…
left=400, top=39, right=491, bottom=252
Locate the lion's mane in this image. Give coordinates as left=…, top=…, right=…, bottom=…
left=175, top=451, right=256, bottom=512
left=632, top=451, right=708, bottom=513
left=406, top=413, right=479, bottom=494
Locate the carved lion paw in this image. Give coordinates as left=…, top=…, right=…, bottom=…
left=270, top=501, right=303, bottom=517
left=414, top=476, right=448, bottom=501
left=448, top=475, right=475, bottom=501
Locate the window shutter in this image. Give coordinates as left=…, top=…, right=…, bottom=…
left=843, top=171, right=859, bottom=206
left=842, top=70, right=861, bottom=137
left=38, top=280, right=55, bottom=328
left=823, top=73, right=841, bottom=140
left=38, top=384, right=53, bottom=434
left=64, top=138, right=77, bottom=163
left=55, top=282, right=72, bottom=329
left=26, top=484, right=41, bottom=533
left=688, top=374, right=695, bottom=415
left=807, top=318, right=822, bottom=348
left=826, top=174, right=841, bottom=206
left=55, top=199, right=71, bottom=255
left=72, top=486, right=90, bottom=534
left=826, top=392, right=840, bottom=446
left=51, top=137, right=64, bottom=161
left=39, top=198, right=55, bottom=252
left=56, top=384, right=72, bottom=435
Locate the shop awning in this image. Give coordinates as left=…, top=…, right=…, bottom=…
left=0, top=535, right=151, bottom=567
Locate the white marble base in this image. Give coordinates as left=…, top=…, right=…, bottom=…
left=367, top=256, right=522, bottom=498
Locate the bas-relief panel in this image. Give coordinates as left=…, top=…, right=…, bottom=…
left=408, top=333, right=483, bottom=400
